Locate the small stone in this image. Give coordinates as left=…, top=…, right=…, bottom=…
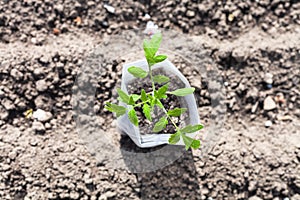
left=274, top=93, right=285, bottom=104
left=265, top=120, right=272, bottom=128
left=104, top=4, right=115, bottom=14
left=264, top=73, right=273, bottom=84
left=263, top=96, right=276, bottom=111
left=144, top=13, right=151, bottom=19
left=249, top=196, right=263, bottom=200
left=228, top=13, right=235, bottom=22
left=186, top=10, right=195, bottom=17
left=45, top=123, right=51, bottom=129
left=32, top=121, right=45, bottom=133
left=33, top=68, right=44, bottom=77
left=291, top=195, right=300, bottom=200
left=54, top=4, right=64, bottom=13
left=70, top=191, right=79, bottom=199
left=2, top=99, right=14, bottom=110
left=0, top=89, right=4, bottom=98
left=100, top=191, right=116, bottom=199
left=163, top=19, right=171, bottom=28
left=0, top=110, right=9, bottom=120
left=248, top=181, right=257, bottom=192
left=39, top=56, right=49, bottom=64
left=36, top=79, right=48, bottom=92
left=33, top=109, right=53, bottom=122
left=251, top=101, right=259, bottom=113
left=8, top=151, right=17, bottom=160
left=10, top=68, right=23, bottom=80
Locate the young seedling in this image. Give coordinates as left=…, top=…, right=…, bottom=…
left=105, top=32, right=203, bottom=150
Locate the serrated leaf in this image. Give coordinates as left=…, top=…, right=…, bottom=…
left=181, top=124, right=204, bottom=133
left=181, top=134, right=195, bottom=150
left=105, top=102, right=126, bottom=117
left=142, top=103, right=152, bottom=121
left=143, top=32, right=162, bottom=66
left=141, top=89, right=147, bottom=102
left=155, top=83, right=169, bottom=99
left=143, top=32, right=162, bottom=57
left=153, top=116, right=168, bottom=132
left=190, top=139, right=201, bottom=149
left=131, top=94, right=140, bottom=102
left=128, top=66, right=148, bottom=78
left=168, top=87, right=195, bottom=96
left=117, top=88, right=130, bottom=104
left=168, top=131, right=181, bottom=144
left=128, top=96, right=135, bottom=106
left=154, top=55, right=167, bottom=63
left=153, top=75, right=170, bottom=84
left=148, top=94, right=155, bottom=107
left=128, top=109, right=138, bottom=126
left=167, top=108, right=187, bottom=117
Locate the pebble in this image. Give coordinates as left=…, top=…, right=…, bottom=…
left=249, top=196, right=263, bottom=200
left=2, top=99, right=15, bottom=110
left=263, top=96, right=276, bottom=111
left=104, top=4, right=115, bottom=14
left=144, top=13, right=151, bottom=19
left=32, top=121, right=46, bottom=133
left=10, top=68, right=23, bottom=80
left=33, top=109, right=53, bottom=122
left=100, top=191, right=116, bottom=199
left=186, top=10, right=195, bottom=17
left=265, top=120, right=272, bottom=128
left=0, top=110, right=9, bottom=120
left=36, top=79, right=48, bottom=92
left=0, top=89, right=4, bottom=98
left=264, top=73, right=273, bottom=84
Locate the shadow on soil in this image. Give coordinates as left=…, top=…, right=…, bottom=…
left=120, top=135, right=201, bottom=199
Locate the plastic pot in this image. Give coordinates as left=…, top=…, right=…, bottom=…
left=117, top=59, right=200, bottom=148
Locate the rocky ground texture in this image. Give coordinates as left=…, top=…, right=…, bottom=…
left=1, top=0, right=300, bottom=200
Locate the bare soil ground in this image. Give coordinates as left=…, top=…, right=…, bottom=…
left=0, top=0, right=300, bottom=199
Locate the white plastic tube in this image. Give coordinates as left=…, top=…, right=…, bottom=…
left=117, top=59, right=200, bottom=148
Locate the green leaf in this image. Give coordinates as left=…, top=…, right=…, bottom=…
left=141, top=89, right=147, bottom=102
left=105, top=102, right=126, bottom=117
left=131, top=94, right=140, bottom=102
left=148, top=94, right=155, bottom=107
left=153, top=75, right=170, bottom=84
left=128, top=96, right=135, bottom=106
left=143, top=32, right=163, bottom=66
left=128, top=66, right=148, bottom=78
left=181, top=134, right=195, bottom=150
left=181, top=124, right=204, bottom=133
left=168, top=131, right=181, bottom=144
left=190, top=139, right=201, bottom=149
left=167, top=108, right=187, bottom=117
left=143, top=40, right=155, bottom=60
left=153, top=116, right=168, bottom=132
left=143, top=32, right=162, bottom=57
left=154, top=55, right=167, bottom=63
left=154, top=98, right=164, bottom=109
left=128, top=109, right=138, bottom=126
left=142, top=104, right=152, bottom=121
left=168, top=87, right=195, bottom=97
left=117, top=88, right=130, bottom=104
left=155, top=84, right=169, bottom=99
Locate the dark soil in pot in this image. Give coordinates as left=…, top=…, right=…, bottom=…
left=127, top=68, right=190, bottom=136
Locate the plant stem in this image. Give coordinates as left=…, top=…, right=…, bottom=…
left=148, top=62, right=179, bottom=132
left=133, top=100, right=150, bottom=108
left=148, top=64, right=156, bottom=96
left=160, top=105, right=180, bottom=132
